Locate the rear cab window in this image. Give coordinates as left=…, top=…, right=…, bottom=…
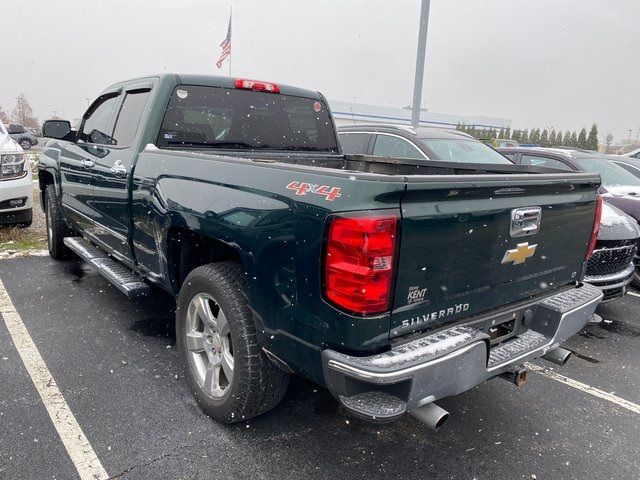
left=157, top=85, right=339, bottom=153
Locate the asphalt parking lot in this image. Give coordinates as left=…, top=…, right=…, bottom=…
left=1, top=256, right=639, bottom=480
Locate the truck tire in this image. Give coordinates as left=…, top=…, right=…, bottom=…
left=45, top=185, right=72, bottom=259
left=176, top=262, right=289, bottom=423
left=632, top=268, right=640, bottom=290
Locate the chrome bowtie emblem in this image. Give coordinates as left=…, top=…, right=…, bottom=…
left=502, top=242, right=537, bottom=265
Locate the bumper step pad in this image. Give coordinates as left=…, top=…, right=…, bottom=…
left=63, top=237, right=150, bottom=299
left=488, top=330, right=548, bottom=368
left=338, top=392, right=406, bottom=423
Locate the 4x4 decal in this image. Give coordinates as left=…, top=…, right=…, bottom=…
left=286, top=181, right=342, bottom=201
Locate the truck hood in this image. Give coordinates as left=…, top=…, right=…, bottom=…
left=0, top=133, right=23, bottom=154
left=598, top=202, right=640, bottom=241
left=601, top=190, right=640, bottom=223
left=603, top=185, right=640, bottom=197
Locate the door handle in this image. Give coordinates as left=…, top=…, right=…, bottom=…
left=82, top=159, right=95, bottom=169
left=110, top=160, right=127, bottom=177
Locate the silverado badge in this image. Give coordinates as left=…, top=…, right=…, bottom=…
left=501, top=242, right=537, bottom=265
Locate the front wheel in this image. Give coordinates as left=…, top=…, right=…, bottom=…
left=20, top=139, right=32, bottom=150
left=176, top=263, right=289, bottom=423
left=632, top=266, right=640, bottom=289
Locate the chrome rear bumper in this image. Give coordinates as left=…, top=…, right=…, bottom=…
left=322, top=283, right=603, bottom=421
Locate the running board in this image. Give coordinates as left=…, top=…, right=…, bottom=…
left=63, top=237, right=150, bottom=298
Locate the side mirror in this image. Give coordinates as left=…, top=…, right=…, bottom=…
left=42, top=120, right=72, bottom=140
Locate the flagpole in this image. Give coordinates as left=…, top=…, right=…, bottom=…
left=228, top=5, right=232, bottom=77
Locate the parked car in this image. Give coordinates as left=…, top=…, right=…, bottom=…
left=480, top=138, right=519, bottom=148
left=338, top=124, right=514, bottom=163
left=603, top=155, right=640, bottom=178
left=498, top=147, right=640, bottom=287
left=0, top=122, right=33, bottom=227
left=585, top=203, right=639, bottom=301
left=39, top=75, right=603, bottom=428
left=7, top=123, right=38, bottom=150
left=622, top=146, right=640, bottom=159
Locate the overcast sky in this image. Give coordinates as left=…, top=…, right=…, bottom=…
left=2, top=0, right=639, bottom=142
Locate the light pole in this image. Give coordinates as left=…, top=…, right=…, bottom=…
left=411, top=0, right=431, bottom=127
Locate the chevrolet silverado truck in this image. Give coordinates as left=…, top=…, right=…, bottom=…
left=39, top=74, right=603, bottom=428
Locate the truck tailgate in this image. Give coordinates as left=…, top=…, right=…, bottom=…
left=390, top=173, right=600, bottom=337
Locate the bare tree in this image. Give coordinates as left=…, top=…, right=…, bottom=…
left=11, top=94, right=39, bottom=129
left=0, top=106, right=9, bottom=125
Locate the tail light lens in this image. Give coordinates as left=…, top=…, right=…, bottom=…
left=324, top=212, right=398, bottom=315
left=585, top=195, right=603, bottom=260
left=234, top=78, right=280, bottom=94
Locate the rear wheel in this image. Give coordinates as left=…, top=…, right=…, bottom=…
left=176, top=262, right=289, bottom=423
left=20, top=139, right=32, bottom=150
left=45, top=185, right=73, bottom=259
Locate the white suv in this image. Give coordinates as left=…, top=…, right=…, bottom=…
left=0, top=121, right=33, bottom=227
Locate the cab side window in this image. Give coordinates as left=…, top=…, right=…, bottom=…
left=520, top=154, right=573, bottom=171
left=338, top=133, right=370, bottom=155
left=112, top=91, right=150, bottom=147
left=79, top=95, right=120, bottom=145
left=373, top=134, right=426, bottom=160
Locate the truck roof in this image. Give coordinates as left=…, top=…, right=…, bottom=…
left=103, top=73, right=324, bottom=101
left=496, top=146, right=598, bottom=158
left=337, top=123, right=475, bottom=140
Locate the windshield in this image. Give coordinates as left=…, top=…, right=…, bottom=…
left=576, top=157, right=640, bottom=188
left=419, top=138, right=513, bottom=164
left=157, top=85, right=338, bottom=152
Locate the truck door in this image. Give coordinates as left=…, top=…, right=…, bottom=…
left=59, top=92, right=121, bottom=233
left=91, top=83, right=152, bottom=261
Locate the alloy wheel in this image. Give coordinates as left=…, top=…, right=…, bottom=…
left=185, top=293, right=234, bottom=398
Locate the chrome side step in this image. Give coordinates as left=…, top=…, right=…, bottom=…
left=63, top=237, right=150, bottom=299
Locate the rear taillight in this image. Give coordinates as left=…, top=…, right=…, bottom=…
left=324, top=212, right=398, bottom=316
left=234, top=78, right=280, bottom=94
left=586, top=195, right=603, bottom=260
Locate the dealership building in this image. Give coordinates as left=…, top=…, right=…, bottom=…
left=329, top=100, right=511, bottom=131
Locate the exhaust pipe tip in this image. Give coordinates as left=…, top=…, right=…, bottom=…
left=543, top=346, right=572, bottom=366
left=410, top=402, right=449, bottom=431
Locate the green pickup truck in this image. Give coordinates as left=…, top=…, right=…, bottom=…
left=39, top=74, right=603, bottom=428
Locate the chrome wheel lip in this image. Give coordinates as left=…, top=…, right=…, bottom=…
left=185, top=292, right=234, bottom=399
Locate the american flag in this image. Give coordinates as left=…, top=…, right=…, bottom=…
left=216, top=13, right=232, bottom=69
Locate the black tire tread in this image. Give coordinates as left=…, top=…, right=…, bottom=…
left=45, top=185, right=73, bottom=259
left=177, top=262, right=289, bottom=423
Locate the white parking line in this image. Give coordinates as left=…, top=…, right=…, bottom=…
left=526, top=362, right=640, bottom=415
left=626, top=291, right=640, bottom=298
left=0, top=278, right=109, bottom=480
